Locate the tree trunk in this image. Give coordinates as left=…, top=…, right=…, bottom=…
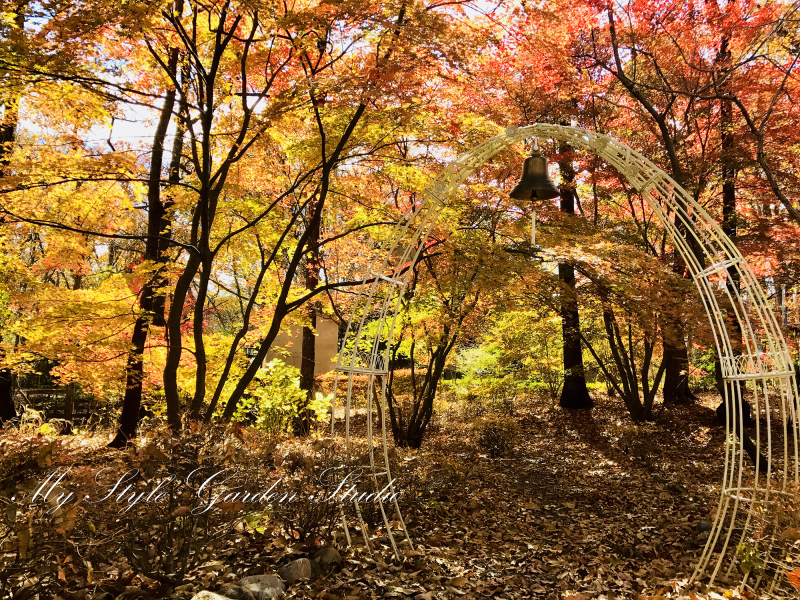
left=558, top=261, right=594, bottom=409
left=189, top=258, right=211, bottom=416
left=0, top=6, right=24, bottom=426
left=293, top=311, right=317, bottom=436
left=110, top=31, right=182, bottom=446
left=163, top=252, right=201, bottom=429
left=386, top=293, right=467, bottom=448
left=294, top=197, right=321, bottom=436
left=662, top=341, right=694, bottom=404
left=108, top=315, right=150, bottom=447
left=607, top=5, right=704, bottom=407
left=390, top=342, right=450, bottom=448
left=62, top=382, right=75, bottom=435
left=713, top=32, right=751, bottom=422
left=0, top=370, right=15, bottom=425
left=557, top=143, right=593, bottom=410
left=151, top=63, right=187, bottom=327
left=221, top=104, right=368, bottom=421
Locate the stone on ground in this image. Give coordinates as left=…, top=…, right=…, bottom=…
left=236, top=574, right=286, bottom=600
left=218, top=584, right=257, bottom=600
left=277, top=557, right=313, bottom=582
left=191, top=592, right=234, bottom=600
left=312, top=546, right=343, bottom=569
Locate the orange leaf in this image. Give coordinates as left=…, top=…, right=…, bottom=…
left=788, top=568, right=800, bottom=590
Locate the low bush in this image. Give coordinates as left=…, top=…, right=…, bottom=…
left=224, top=359, right=330, bottom=434
left=473, top=415, right=520, bottom=458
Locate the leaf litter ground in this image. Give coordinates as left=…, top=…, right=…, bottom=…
left=0, top=392, right=782, bottom=600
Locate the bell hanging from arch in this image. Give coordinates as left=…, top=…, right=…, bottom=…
left=509, top=148, right=560, bottom=201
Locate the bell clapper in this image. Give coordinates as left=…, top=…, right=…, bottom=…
left=531, top=209, right=536, bottom=247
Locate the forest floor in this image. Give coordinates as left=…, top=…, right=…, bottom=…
left=1, top=391, right=795, bottom=600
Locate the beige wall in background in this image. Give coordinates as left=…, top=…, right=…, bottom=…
left=266, top=316, right=339, bottom=375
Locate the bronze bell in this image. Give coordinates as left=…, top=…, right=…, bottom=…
left=509, top=149, right=560, bottom=200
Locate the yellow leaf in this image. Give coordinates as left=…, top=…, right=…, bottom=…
left=36, top=440, right=57, bottom=468
left=143, top=443, right=168, bottom=462
left=63, top=506, right=79, bottom=532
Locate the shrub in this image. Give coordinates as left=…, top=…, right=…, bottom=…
left=225, top=359, right=330, bottom=434
left=689, top=346, right=718, bottom=391
left=473, top=415, right=520, bottom=457
left=273, top=441, right=343, bottom=545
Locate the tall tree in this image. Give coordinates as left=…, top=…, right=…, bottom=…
left=109, top=12, right=184, bottom=446
left=0, top=1, right=25, bottom=425
left=556, top=142, right=593, bottom=410
left=294, top=193, right=321, bottom=436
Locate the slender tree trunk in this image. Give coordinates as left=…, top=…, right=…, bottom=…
left=0, top=5, right=24, bottom=425
left=221, top=104, right=368, bottom=421
left=109, top=317, right=150, bottom=446
left=607, top=6, right=703, bottom=406
left=294, top=198, right=321, bottom=436
left=202, top=229, right=294, bottom=421
left=294, top=313, right=317, bottom=435
left=189, top=258, right=211, bottom=416
left=557, top=144, right=593, bottom=410
left=109, top=31, right=182, bottom=447
left=163, top=252, right=201, bottom=429
left=62, top=382, right=75, bottom=434
left=714, top=31, right=754, bottom=428
left=152, top=66, right=187, bottom=327
left=218, top=7, right=406, bottom=422
left=391, top=336, right=453, bottom=448
left=0, top=370, right=14, bottom=424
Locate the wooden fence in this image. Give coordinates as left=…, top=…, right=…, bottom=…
left=13, top=385, right=97, bottom=423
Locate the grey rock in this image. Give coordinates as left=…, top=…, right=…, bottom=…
left=237, top=574, right=286, bottom=600
left=218, top=584, right=257, bottom=600
left=191, top=593, right=232, bottom=600
left=312, top=547, right=343, bottom=569
left=310, top=557, right=322, bottom=578
left=277, top=558, right=313, bottom=582
left=697, top=530, right=711, bottom=543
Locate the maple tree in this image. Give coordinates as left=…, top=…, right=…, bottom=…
left=555, top=141, right=595, bottom=410
left=0, top=0, right=797, bottom=459
left=0, top=0, right=500, bottom=441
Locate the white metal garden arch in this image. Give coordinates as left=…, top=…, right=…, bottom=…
left=331, top=124, right=800, bottom=596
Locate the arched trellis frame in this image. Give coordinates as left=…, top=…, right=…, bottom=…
left=331, top=124, right=800, bottom=595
